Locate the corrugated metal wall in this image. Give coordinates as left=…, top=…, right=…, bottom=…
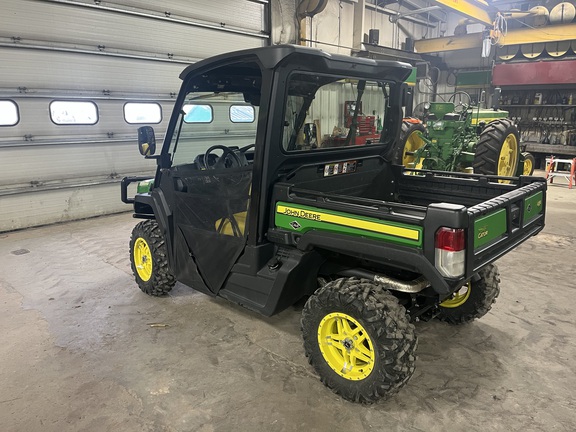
left=0, top=0, right=268, bottom=232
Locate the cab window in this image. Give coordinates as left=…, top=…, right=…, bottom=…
left=282, top=74, right=393, bottom=152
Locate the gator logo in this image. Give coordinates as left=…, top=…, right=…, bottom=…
left=289, top=221, right=301, bottom=230
left=477, top=226, right=489, bottom=239
left=537, top=200, right=542, bottom=207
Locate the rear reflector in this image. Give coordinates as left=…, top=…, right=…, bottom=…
left=435, top=228, right=465, bottom=278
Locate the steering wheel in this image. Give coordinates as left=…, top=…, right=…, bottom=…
left=203, top=145, right=242, bottom=169
left=239, top=143, right=255, bottom=153
left=449, top=91, right=472, bottom=114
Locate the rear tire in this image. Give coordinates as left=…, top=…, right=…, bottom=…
left=473, top=119, right=519, bottom=179
left=130, top=220, right=176, bottom=296
left=436, top=264, right=500, bottom=325
left=391, top=119, right=426, bottom=168
left=521, top=151, right=536, bottom=175
left=301, top=278, right=417, bottom=403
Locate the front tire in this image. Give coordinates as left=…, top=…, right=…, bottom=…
left=130, top=220, right=176, bottom=296
left=301, top=278, right=417, bottom=403
left=436, top=264, right=500, bottom=325
left=474, top=119, right=520, bottom=179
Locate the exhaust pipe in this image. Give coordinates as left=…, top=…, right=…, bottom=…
left=338, top=269, right=430, bottom=294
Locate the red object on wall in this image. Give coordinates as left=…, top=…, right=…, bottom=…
left=493, top=60, right=576, bottom=86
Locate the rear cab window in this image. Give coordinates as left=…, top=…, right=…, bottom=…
left=282, top=74, right=394, bottom=152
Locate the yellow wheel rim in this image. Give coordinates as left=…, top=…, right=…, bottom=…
left=523, top=157, right=533, bottom=175
left=133, top=237, right=152, bottom=282
left=440, top=283, right=471, bottom=308
left=317, top=312, right=375, bottom=381
left=402, top=131, right=425, bottom=167
left=497, top=133, right=519, bottom=177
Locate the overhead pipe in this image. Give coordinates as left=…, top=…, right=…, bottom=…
left=297, top=0, right=329, bottom=46
left=365, top=2, right=438, bottom=27
left=389, top=5, right=442, bottom=23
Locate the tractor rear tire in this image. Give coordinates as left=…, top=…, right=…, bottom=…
left=130, top=220, right=176, bottom=296
left=436, top=264, right=500, bottom=325
left=521, top=151, right=536, bottom=175
left=301, top=277, right=417, bottom=403
left=473, top=119, right=520, bottom=178
left=391, top=119, right=426, bottom=168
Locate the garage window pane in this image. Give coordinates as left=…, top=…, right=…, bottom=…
left=0, top=100, right=19, bottom=126
left=230, top=105, right=255, bottom=123
left=50, top=101, right=98, bottom=125
left=124, top=102, right=162, bottom=124
left=183, top=104, right=213, bottom=123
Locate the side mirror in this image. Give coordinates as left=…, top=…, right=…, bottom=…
left=137, top=126, right=156, bottom=156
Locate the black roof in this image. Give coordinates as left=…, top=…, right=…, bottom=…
left=179, top=45, right=412, bottom=83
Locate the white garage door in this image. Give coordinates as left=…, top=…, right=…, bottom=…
left=0, top=0, right=268, bottom=231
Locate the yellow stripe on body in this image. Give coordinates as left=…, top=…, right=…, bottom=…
left=276, top=205, right=420, bottom=241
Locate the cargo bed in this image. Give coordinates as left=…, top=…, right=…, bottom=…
left=270, top=157, right=546, bottom=294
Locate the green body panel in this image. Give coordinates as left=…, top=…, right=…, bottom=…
left=474, top=209, right=507, bottom=249
left=137, top=179, right=154, bottom=193
left=473, top=109, right=509, bottom=120
left=523, top=191, right=544, bottom=224
left=275, top=202, right=422, bottom=248
left=469, top=109, right=508, bottom=125
left=405, top=68, right=417, bottom=86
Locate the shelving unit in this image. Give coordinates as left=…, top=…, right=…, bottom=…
left=499, top=87, right=576, bottom=168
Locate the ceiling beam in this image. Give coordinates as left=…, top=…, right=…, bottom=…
left=414, top=23, right=576, bottom=53
left=414, top=32, right=484, bottom=53
left=432, top=0, right=493, bottom=25
left=499, top=23, right=576, bottom=46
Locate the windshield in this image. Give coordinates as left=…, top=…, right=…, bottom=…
left=169, top=91, right=258, bottom=167
left=167, top=60, right=262, bottom=167
left=282, top=73, right=395, bottom=152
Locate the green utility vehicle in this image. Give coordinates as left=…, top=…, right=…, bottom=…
left=121, top=46, right=546, bottom=404
left=393, top=95, right=536, bottom=177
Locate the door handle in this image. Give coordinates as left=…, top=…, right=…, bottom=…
left=173, top=177, right=187, bottom=192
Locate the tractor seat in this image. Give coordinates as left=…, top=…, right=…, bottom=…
left=215, top=212, right=247, bottom=237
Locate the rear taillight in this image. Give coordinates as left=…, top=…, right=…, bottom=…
left=435, top=227, right=465, bottom=278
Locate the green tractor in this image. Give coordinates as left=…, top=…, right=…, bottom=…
left=392, top=93, right=535, bottom=177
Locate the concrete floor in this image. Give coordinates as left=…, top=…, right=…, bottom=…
left=1, top=171, right=575, bottom=432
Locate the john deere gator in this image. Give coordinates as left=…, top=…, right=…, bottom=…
left=121, top=45, right=546, bottom=403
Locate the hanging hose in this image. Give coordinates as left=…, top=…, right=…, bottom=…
left=491, top=12, right=508, bottom=46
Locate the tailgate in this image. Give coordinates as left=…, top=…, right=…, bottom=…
left=466, top=179, right=546, bottom=275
